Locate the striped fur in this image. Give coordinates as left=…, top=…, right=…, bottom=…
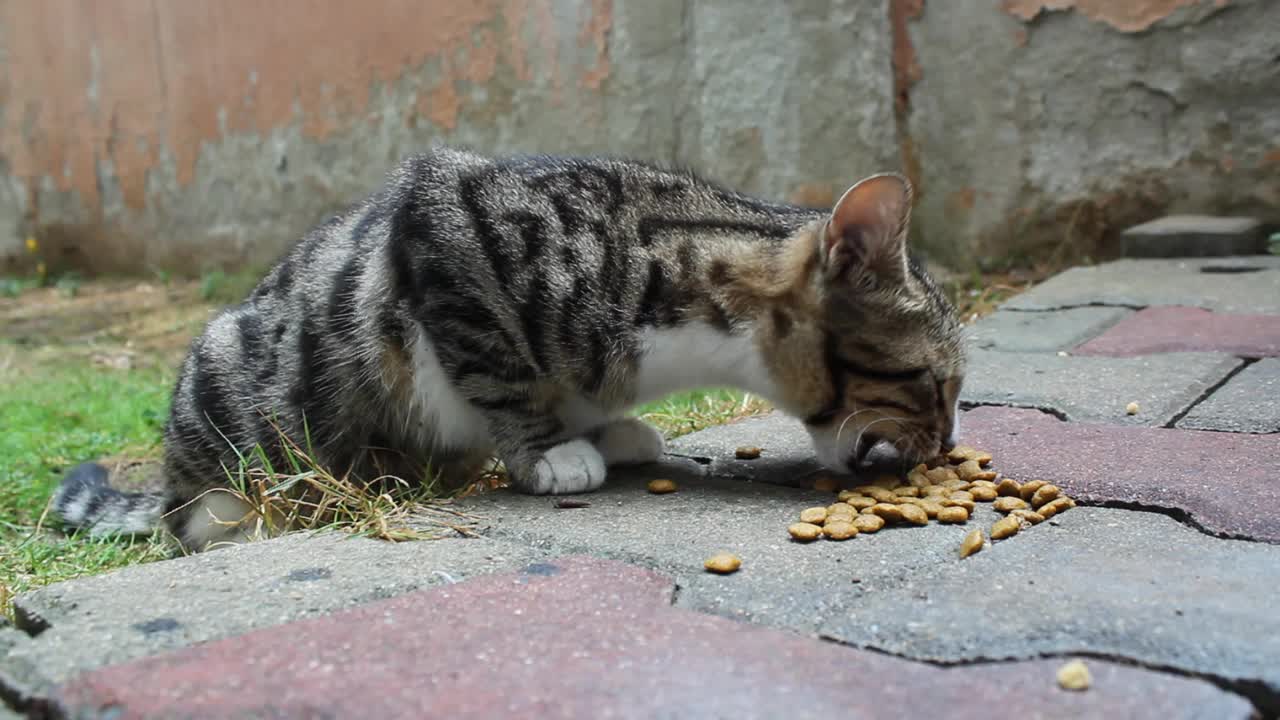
left=52, top=148, right=965, bottom=550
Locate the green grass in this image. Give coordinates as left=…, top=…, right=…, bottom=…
left=637, top=388, right=770, bottom=438
left=0, top=355, right=174, bottom=610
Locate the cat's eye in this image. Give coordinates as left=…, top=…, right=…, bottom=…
left=836, top=357, right=928, bottom=383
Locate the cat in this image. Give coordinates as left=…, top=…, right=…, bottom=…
left=52, top=147, right=966, bottom=551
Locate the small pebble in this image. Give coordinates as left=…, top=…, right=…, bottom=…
left=1126, top=401, right=1140, bottom=416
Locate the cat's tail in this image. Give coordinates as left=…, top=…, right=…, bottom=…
left=51, top=462, right=165, bottom=536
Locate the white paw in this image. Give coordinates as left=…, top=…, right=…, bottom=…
left=593, top=417, right=666, bottom=466
left=529, top=439, right=607, bottom=494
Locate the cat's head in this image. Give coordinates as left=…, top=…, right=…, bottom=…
left=764, top=173, right=965, bottom=474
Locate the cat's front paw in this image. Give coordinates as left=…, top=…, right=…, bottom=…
left=593, top=417, right=666, bottom=466
left=525, top=439, right=607, bottom=495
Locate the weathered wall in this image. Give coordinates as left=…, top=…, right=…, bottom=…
left=901, top=0, right=1280, bottom=266
left=0, top=0, right=1275, bottom=275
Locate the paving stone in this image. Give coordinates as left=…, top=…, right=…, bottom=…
left=50, top=556, right=1254, bottom=720
left=818, top=507, right=1280, bottom=713
left=965, top=307, right=1134, bottom=353
left=1120, top=215, right=1267, bottom=257
left=666, top=414, right=822, bottom=485
left=961, top=349, right=1241, bottom=426
left=1003, top=256, right=1280, bottom=314
left=1177, top=358, right=1280, bottom=434
left=2, top=533, right=544, bottom=697
left=1072, top=306, right=1280, bottom=358
left=959, top=405, right=1280, bottom=542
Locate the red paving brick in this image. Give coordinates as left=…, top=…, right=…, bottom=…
left=1072, top=305, right=1280, bottom=358
left=960, top=406, right=1280, bottom=542
left=51, top=557, right=1250, bottom=720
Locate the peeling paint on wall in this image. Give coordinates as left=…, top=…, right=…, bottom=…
left=0, top=0, right=611, bottom=216
left=1001, top=0, right=1230, bottom=33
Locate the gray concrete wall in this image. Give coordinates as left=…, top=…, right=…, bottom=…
left=0, top=0, right=1275, bottom=276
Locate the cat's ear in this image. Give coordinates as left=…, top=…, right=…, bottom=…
left=821, top=173, right=913, bottom=287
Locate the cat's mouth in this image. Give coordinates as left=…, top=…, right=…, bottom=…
left=852, top=433, right=905, bottom=472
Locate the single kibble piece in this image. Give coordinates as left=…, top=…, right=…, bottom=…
left=868, top=503, right=905, bottom=523
left=874, top=474, right=902, bottom=489
left=788, top=522, right=823, bottom=542
left=845, top=496, right=876, bottom=511
left=1011, top=508, right=1046, bottom=525
left=918, top=500, right=945, bottom=518
left=907, top=471, right=931, bottom=488
left=942, top=478, right=970, bottom=490
left=996, top=478, right=1022, bottom=497
left=1125, top=402, right=1140, bottom=416
left=1019, top=480, right=1047, bottom=502
left=837, top=490, right=862, bottom=502
left=826, top=503, right=856, bottom=519
left=852, top=485, right=880, bottom=495
left=970, top=480, right=998, bottom=489
left=943, top=498, right=976, bottom=512
left=949, top=490, right=975, bottom=503
left=955, top=460, right=984, bottom=481
left=972, top=451, right=993, bottom=467
left=959, top=528, right=985, bottom=558
left=969, top=485, right=998, bottom=502
left=938, top=506, right=970, bottom=523
left=799, top=507, right=828, bottom=524
left=993, top=496, right=1029, bottom=513
left=1031, top=484, right=1061, bottom=509
left=812, top=475, right=840, bottom=493
left=894, top=486, right=922, bottom=498
left=823, top=521, right=859, bottom=540
left=923, top=485, right=950, bottom=497
left=704, top=553, right=742, bottom=574
left=924, top=467, right=954, bottom=484
left=735, top=446, right=763, bottom=460
left=990, top=515, right=1021, bottom=540
left=1056, top=660, right=1092, bottom=691
left=899, top=504, right=929, bottom=526
left=853, top=514, right=885, bottom=533
left=865, top=487, right=899, bottom=503
left=1038, top=496, right=1076, bottom=519
left=947, top=445, right=977, bottom=463
left=647, top=479, right=678, bottom=494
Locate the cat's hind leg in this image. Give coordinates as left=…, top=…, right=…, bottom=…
left=592, top=417, right=666, bottom=467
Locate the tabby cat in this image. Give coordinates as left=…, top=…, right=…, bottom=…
left=53, top=147, right=965, bottom=551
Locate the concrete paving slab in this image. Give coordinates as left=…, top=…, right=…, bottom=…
left=3, top=533, right=544, bottom=699
left=1120, top=215, right=1267, bottom=257
left=965, top=307, right=1134, bottom=353
left=959, top=406, right=1280, bottom=542
left=1073, top=306, right=1280, bottom=358
left=1177, top=359, right=1280, bottom=434
left=961, top=349, right=1242, bottom=426
left=1003, top=256, right=1280, bottom=314
left=818, top=507, right=1280, bottom=713
left=665, top=416, right=822, bottom=485
left=49, top=556, right=1254, bottom=720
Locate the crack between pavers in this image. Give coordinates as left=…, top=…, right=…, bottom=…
left=1077, top=498, right=1276, bottom=546
left=1002, top=302, right=1148, bottom=313
left=1163, top=358, right=1256, bottom=429
left=813, top=639, right=1277, bottom=719
left=959, top=401, right=1070, bottom=422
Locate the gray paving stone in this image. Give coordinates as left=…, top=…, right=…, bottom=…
left=1177, top=358, right=1280, bottom=434
left=2, top=533, right=544, bottom=696
left=1120, top=215, right=1267, bottom=258
left=960, top=349, right=1242, bottom=426
left=965, top=307, right=1134, bottom=353
left=666, top=414, right=822, bottom=486
left=1003, top=256, right=1280, bottom=314
left=459, top=472, right=1280, bottom=708
left=817, top=507, right=1280, bottom=706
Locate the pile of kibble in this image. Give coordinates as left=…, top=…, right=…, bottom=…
left=788, top=445, right=1076, bottom=558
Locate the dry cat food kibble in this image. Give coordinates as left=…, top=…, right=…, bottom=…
left=783, top=444, right=1079, bottom=551
left=800, top=507, right=828, bottom=524
left=1126, top=401, right=1140, bottom=416
left=789, top=522, right=824, bottom=542
left=735, top=446, right=763, bottom=460
left=959, top=528, right=985, bottom=558
left=1056, top=660, right=1092, bottom=691
left=647, top=479, right=678, bottom=494
left=704, top=553, right=742, bottom=574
